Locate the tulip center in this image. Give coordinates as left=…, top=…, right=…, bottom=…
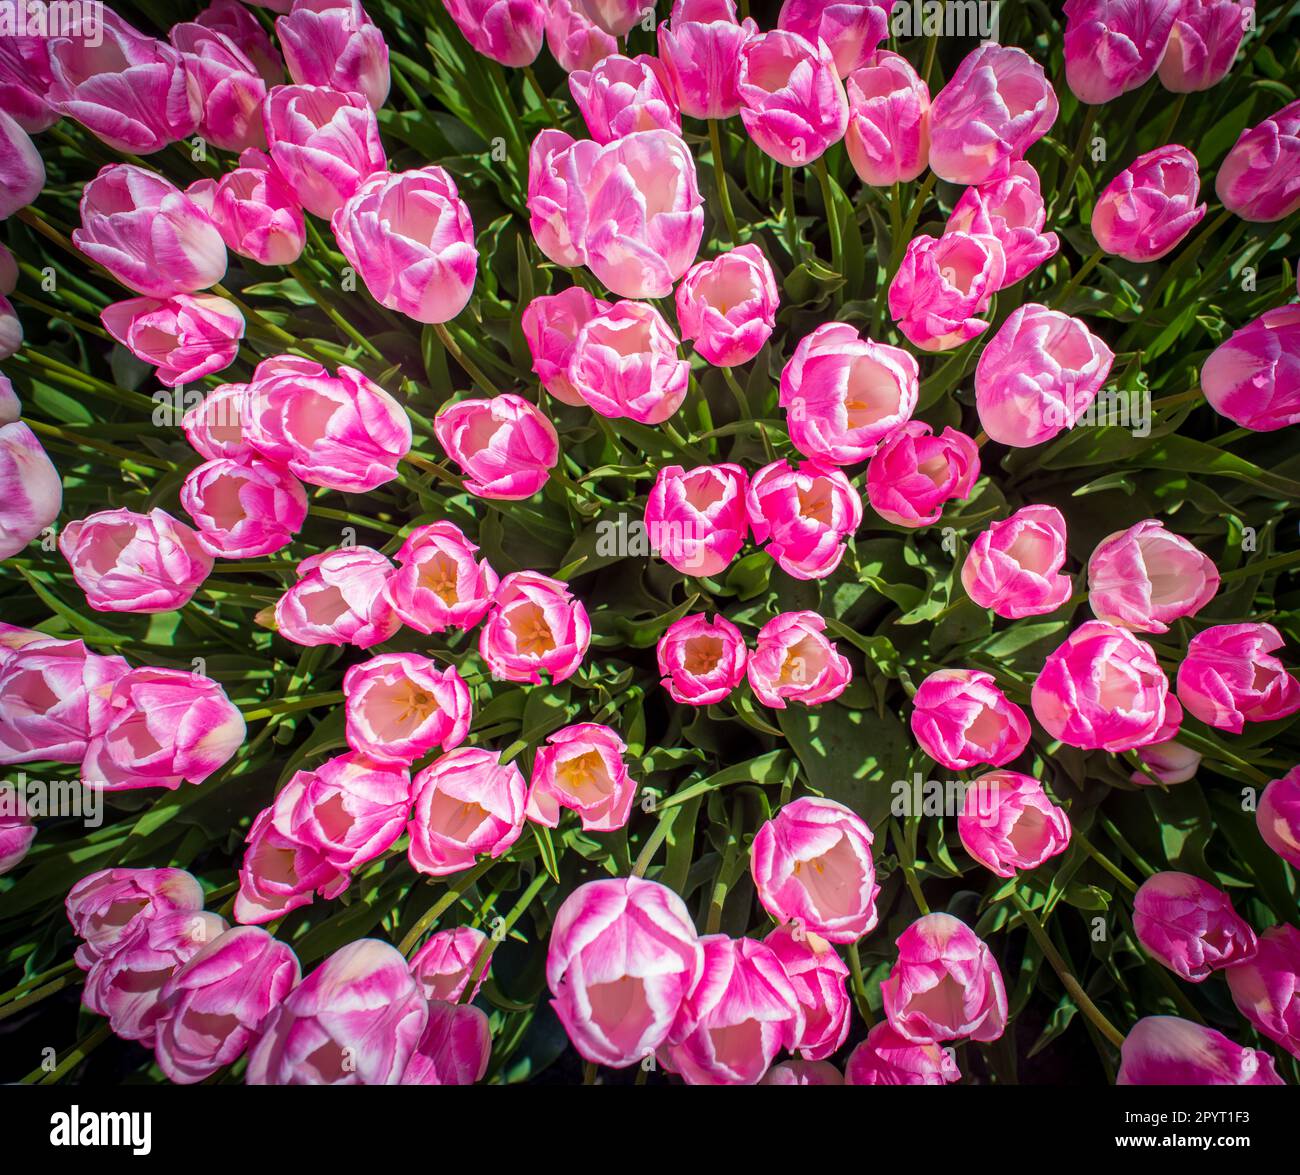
left=556, top=752, right=612, bottom=803
left=507, top=603, right=557, bottom=657
left=797, top=484, right=833, bottom=524
left=792, top=835, right=862, bottom=920
left=683, top=636, right=724, bottom=675
left=845, top=358, right=899, bottom=428
left=1006, top=803, right=1050, bottom=861
left=1006, top=529, right=1054, bottom=574
left=778, top=637, right=824, bottom=687
left=586, top=975, right=656, bottom=1054
left=426, top=791, right=489, bottom=842
left=418, top=553, right=462, bottom=607
left=965, top=705, right=1005, bottom=752
left=909, top=973, right=968, bottom=1030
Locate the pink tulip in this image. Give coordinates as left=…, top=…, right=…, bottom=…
left=1032, top=621, right=1172, bottom=752
left=401, top=1000, right=492, bottom=1085
left=479, top=571, right=591, bottom=684
left=522, top=287, right=613, bottom=406
left=383, top=521, right=498, bottom=635
left=1216, top=99, right=1300, bottom=222
left=947, top=161, right=1059, bottom=288
left=0, top=109, right=42, bottom=218
left=762, top=1059, right=844, bottom=1084
left=567, top=300, right=691, bottom=424
left=1160, top=0, right=1253, bottom=92
left=662, top=935, right=804, bottom=1085
left=747, top=459, right=862, bottom=580
left=183, top=383, right=253, bottom=461
left=1133, top=871, right=1257, bottom=982
left=546, top=0, right=618, bottom=74
left=645, top=462, right=750, bottom=578
left=527, top=722, right=636, bottom=833
left=200, top=148, right=306, bottom=267
left=276, top=547, right=401, bottom=649
left=101, top=293, right=244, bottom=388
left=1201, top=304, right=1300, bottom=431
left=1063, top=0, right=1179, bottom=105
left=47, top=10, right=197, bottom=153
left=889, top=230, right=1005, bottom=351
left=866, top=422, right=979, bottom=528
left=656, top=0, right=757, bottom=120
left=263, top=84, right=386, bottom=219
left=170, top=19, right=269, bottom=151
left=881, top=912, right=1008, bottom=1043
left=780, top=321, right=918, bottom=464
left=442, top=0, right=546, bottom=67
left=844, top=50, right=930, bottom=186
left=675, top=244, right=779, bottom=368
left=845, top=1021, right=962, bottom=1085
left=196, top=0, right=286, bottom=87
left=1257, top=765, right=1300, bottom=868
left=1176, top=622, right=1300, bottom=733
left=333, top=166, right=478, bottom=325
left=1117, top=1016, right=1284, bottom=1085
left=247, top=939, right=427, bottom=1084
left=343, top=653, right=472, bottom=765
left=778, top=0, right=890, bottom=78
left=974, top=303, right=1114, bottom=447
left=927, top=44, right=1058, bottom=184
left=751, top=796, right=878, bottom=943
left=764, top=924, right=850, bottom=1061
left=433, top=393, right=559, bottom=499
left=1226, top=924, right=1300, bottom=1060
left=277, top=0, right=390, bottom=110
left=1087, top=519, right=1219, bottom=633
left=66, top=867, right=206, bottom=971
left=959, top=770, right=1072, bottom=878
left=408, top=747, right=526, bottom=876
left=0, top=18, right=57, bottom=132
left=0, top=293, right=19, bottom=358
left=235, top=807, right=349, bottom=923
left=1092, top=145, right=1206, bottom=262
left=747, top=610, right=850, bottom=708
left=546, top=877, right=703, bottom=1068
left=527, top=129, right=599, bottom=269
left=155, top=925, right=301, bottom=1084
left=570, top=53, right=680, bottom=143
left=1132, top=720, right=1202, bottom=786
left=0, top=803, right=34, bottom=875
left=179, top=457, right=306, bottom=560
left=575, top=0, right=643, bottom=36
left=657, top=613, right=749, bottom=705
left=737, top=29, right=849, bottom=167
left=409, top=927, right=491, bottom=1002
left=0, top=422, right=60, bottom=559
left=961, top=504, right=1074, bottom=619
left=60, top=508, right=212, bottom=614
left=910, top=668, right=1030, bottom=772
left=74, top=164, right=227, bottom=300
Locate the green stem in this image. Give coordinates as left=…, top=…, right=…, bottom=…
left=709, top=120, right=740, bottom=246
left=523, top=65, right=562, bottom=124
left=1055, top=105, right=1098, bottom=219
left=432, top=322, right=497, bottom=396
left=398, top=859, right=497, bottom=957
left=239, top=691, right=344, bottom=722
left=1056, top=248, right=1104, bottom=305
left=892, top=171, right=937, bottom=273
left=812, top=155, right=844, bottom=275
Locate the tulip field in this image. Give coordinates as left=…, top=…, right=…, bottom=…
left=2, top=0, right=1300, bottom=1095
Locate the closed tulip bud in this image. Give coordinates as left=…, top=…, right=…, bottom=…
left=889, top=229, right=1006, bottom=351
left=74, top=165, right=227, bottom=300
left=1216, top=99, right=1300, bottom=222
left=183, top=383, right=253, bottom=462
left=959, top=770, right=1072, bottom=878
left=762, top=1059, right=844, bottom=1084
left=546, top=0, right=618, bottom=74
left=1226, top=924, right=1300, bottom=1060
left=546, top=877, right=704, bottom=1067
left=0, top=20, right=58, bottom=132
left=170, top=20, right=268, bottom=152
left=1087, top=519, right=1219, bottom=633
left=180, top=457, right=306, bottom=559
left=1160, top=0, right=1252, bottom=92
left=961, top=504, right=1074, bottom=619
left=1257, top=765, right=1300, bottom=868
left=333, top=166, right=478, bottom=325
left=1132, top=723, right=1202, bottom=786
left=277, top=0, right=389, bottom=109
left=676, top=244, right=779, bottom=368
left=928, top=45, right=1058, bottom=184
left=0, top=637, right=129, bottom=765
left=780, top=321, right=918, bottom=465
left=845, top=1021, right=961, bottom=1085
left=662, top=935, right=805, bottom=1085
left=1201, top=305, right=1300, bottom=431
left=882, top=912, right=1008, bottom=1043
left=401, top=1000, right=491, bottom=1085
left=409, top=927, right=491, bottom=1002
left=1133, top=871, right=1257, bottom=982
left=844, top=50, right=930, bottom=186
left=200, top=148, right=306, bottom=267
left=657, top=0, right=757, bottom=120
left=0, top=294, right=18, bottom=358
left=66, top=867, right=205, bottom=971
left=763, top=925, right=850, bottom=1060
left=1033, top=621, right=1172, bottom=752
left=570, top=53, right=680, bottom=143
left=645, top=462, right=750, bottom=577
left=738, top=30, right=849, bottom=167
left=866, top=422, right=979, bottom=528
left=747, top=459, right=862, bottom=580
left=527, top=129, right=599, bottom=269
left=1118, top=1016, right=1284, bottom=1085
left=247, top=939, right=428, bottom=1084
left=1177, top=622, right=1300, bottom=733
left=567, top=300, right=691, bottom=424
left=747, top=610, right=850, bottom=708
left=527, top=722, right=636, bottom=833
left=383, top=521, right=498, bottom=635
left=235, top=806, right=350, bottom=923
left=264, top=84, right=386, bottom=219
left=1092, top=145, right=1207, bottom=262
left=751, top=796, right=879, bottom=943
left=0, top=109, right=42, bottom=218
left=60, top=508, right=212, bottom=614
left=434, top=393, right=559, bottom=499
left=276, top=547, right=401, bottom=649
left=0, top=422, right=60, bottom=559
left=101, top=293, right=244, bottom=388
left=522, top=287, right=614, bottom=406
left=155, top=925, right=301, bottom=1084
left=479, top=571, right=591, bottom=684
left=1064, top=0, right=1179, bottom=106
left=407, top=747, right=526, bottom=876
left=778, top=0, right=889, bottom=78
left=442, top=0, right=546, bottom=66
left=47, top=11, right=198, bottom=153
left=0, top=801, right=33, bottom=875
left=343, top=653, right=472, bottom=765
left=947, top=161, right=1059, bottom=288
left=197, top=0, right=285, bottom=87
left=910, top=668, right=1030, bottom=772
left=657, top=613, right=748, bottom=706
